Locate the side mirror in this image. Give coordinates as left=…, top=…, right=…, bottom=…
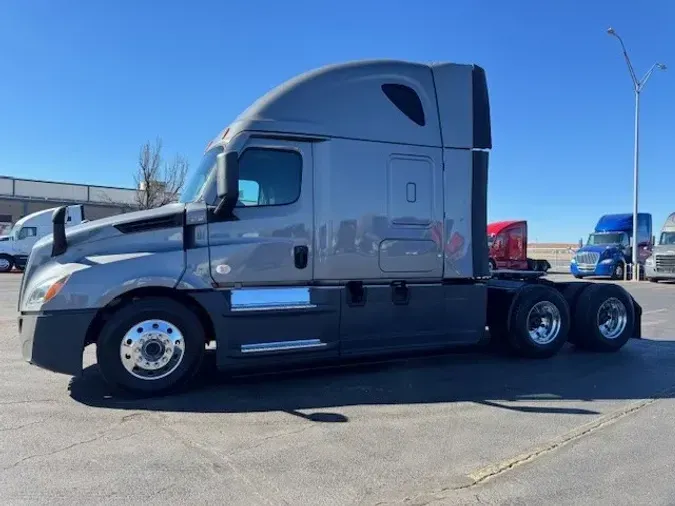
left=652, top=235, right=656, bottom=246
left=215, top=151, right=240, bottom=215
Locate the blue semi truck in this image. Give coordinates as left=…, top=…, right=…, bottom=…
left=571, top=213, right=653, bottom=279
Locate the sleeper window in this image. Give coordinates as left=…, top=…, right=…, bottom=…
left=236, top=148, right=302, bottom=207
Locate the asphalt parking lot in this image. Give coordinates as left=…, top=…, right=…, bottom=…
left=2, top=274, right=675, bottom=505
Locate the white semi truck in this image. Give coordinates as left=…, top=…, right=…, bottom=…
left=0, top=205, right=84, bottom=272
left=646, top=212, right=675, bottom=282
left=18, top=60, right=642, bottom=397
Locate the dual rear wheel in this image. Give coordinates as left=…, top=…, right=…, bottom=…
left=489, top=283, right=634, bottom=358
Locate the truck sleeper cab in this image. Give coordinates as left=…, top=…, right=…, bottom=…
left=646, top=212, right=675, bottom=282
left=18, top=60, right=642, bottom=397
left=571, top=213, right=652, bottom=280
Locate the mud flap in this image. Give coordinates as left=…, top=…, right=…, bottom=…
left=632, top=296, right=642, bottom=339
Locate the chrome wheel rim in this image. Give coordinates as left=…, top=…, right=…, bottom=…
left=615, top=264, right=623, bottom=278
left=597, top=297, right=627, bottom=339
left=0, top=259, right=10, bottom=271
left=119, top=319, right=185, bottom=380
left=527, top=301, right=562, bottom=345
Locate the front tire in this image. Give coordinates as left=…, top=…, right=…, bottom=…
left=489, top=258, right=497, bottom=274
left=96, top=297, right=206, bottom=396
left=610, top=262, right=624, bottom=280
left=0, top=254, right=14, bottom=273
left=506, top=284, right=570, bottom=358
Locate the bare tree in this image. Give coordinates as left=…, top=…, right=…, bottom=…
left=134, top=137, right=189, bottom=209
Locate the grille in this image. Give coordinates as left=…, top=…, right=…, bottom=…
left=655, top=255, right=675, bottom=271
left=575, top=251, right=599, bottom=266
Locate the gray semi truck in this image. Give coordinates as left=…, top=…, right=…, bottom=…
left=646, top=212, right=675, bottom=282
left=18, top=60, right=643, bottom=397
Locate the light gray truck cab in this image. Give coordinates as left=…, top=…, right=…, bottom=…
left=646, top=212, right=675, bottom=282
left=18, top=60, right=642, bottom=396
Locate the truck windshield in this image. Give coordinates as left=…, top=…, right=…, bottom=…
left=8, top=224, right=19, bottom=240
left=659, top=232, right=675, bottom=245
left=587, top=232, right=627, bottom=246
left=180, top=146, right=224, bottom=203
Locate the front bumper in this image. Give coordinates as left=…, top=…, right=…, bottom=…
left=570, top=261, right=617, bottom=277
left=18, top=309, right=98, bottom=376
left=645, top=264, right=675, bottom=279
left=13, top=255, right=28, bottom=269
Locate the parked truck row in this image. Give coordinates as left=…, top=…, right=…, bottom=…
left=567, top=212, right=675, bottom=283
left=17, top=59, right=643, bottom=397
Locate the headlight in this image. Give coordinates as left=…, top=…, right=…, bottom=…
left=646, top=256, right=654, bottom=265
left=570, top=257, right=576, bottom=263
left=600, top=258, right=614, bottom=264
left=25, top=275, right=69, bottom=309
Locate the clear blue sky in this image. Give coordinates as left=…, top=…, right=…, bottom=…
left=1, top=0, right=673, bottom=242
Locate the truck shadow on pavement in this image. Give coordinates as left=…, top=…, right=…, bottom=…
left=69, top=339, right=675, bottom=422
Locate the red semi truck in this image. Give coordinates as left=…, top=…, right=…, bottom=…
left=488, top=220, right=551, bottom=273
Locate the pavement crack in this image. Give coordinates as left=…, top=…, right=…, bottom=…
left=161, top=425, right=286, bottom=506
left=224, top=424, right=316, bottom=458
left=1, top=431, right=142, bottom=471
left=0, top=419, right=47, bottom=432
left=0, top=399, right=57, bottom=405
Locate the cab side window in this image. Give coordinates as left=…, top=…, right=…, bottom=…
left=18, top=227, right=37, bottom=240
left=236, top=148, right=302, bottom=207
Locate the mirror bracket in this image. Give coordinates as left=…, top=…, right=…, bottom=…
left=214, top=151, right=240, bottom=216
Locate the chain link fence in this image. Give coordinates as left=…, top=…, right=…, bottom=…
left=528, top=245, right=578, bottom=273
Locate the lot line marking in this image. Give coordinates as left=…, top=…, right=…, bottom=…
left=462, top=390, right=674, bottom=488
left=642, top=320, right=668, bottom=327
left=643, top=309, right=668, bottom=316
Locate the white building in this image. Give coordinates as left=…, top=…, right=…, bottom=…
left=0, top=175, right=139, bottom=234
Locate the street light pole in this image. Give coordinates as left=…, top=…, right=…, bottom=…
left=607, top=27, right=666, bottom=281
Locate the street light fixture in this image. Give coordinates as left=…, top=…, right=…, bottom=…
left=607, top=27, right=666, bottom=281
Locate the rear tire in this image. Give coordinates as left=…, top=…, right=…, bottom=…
left=506, top=284, right=570, bottom=358
left=96, top=297, right=206, bottom=397
left=571, top=284, right=634, bottom=352
left=0, top=254, right=14, bottom=273
left=489, top=258, right=497, bottom=274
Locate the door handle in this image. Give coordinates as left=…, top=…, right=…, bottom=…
left=294, top=245, right=308, bottom=269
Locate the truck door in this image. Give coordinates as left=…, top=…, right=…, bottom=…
left=508, top=226, right=524, bottom=266
left=208, top=138, right=340, bottom=360
left=16, top=226, right=38, bottom=255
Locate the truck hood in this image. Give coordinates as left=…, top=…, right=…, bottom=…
left=576, top=244, right=624, bottom=257
left=652, top=245, right=675, bottom=255
left=20, top=203, right=187, bottom=309
left=33, top=203, right=186, bottom=254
